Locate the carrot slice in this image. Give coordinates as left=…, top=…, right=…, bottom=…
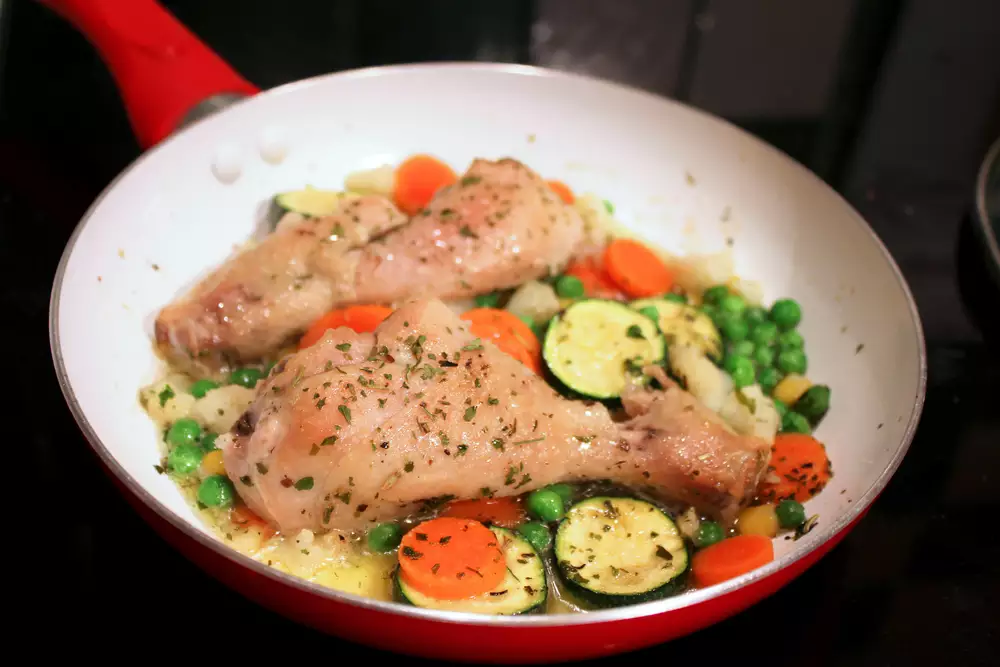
left=603, top=238, right=675, bottom=298
left=397, top=517, right=506, bottom=600
left=564, top=256, right=625, bottom=299
left=440, top=497, right=526, bottom=530
left=758, top=433, right=833, bottom=503
left=230, top=505, right=275, bottom=540
left=342, top=305, right=394, bottom=333
left=546, top=179, right=575, bottom=204
left=692, top=535, right=775, bottom=587
left=393, top=154, right=457, bottom=216
left=298, top=310, right=348, bottom=349
left=298, top=305, right=393, bottom=349
left=460, top=308, right=541, bottom=373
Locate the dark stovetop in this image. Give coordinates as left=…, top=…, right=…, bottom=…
left=5, top=1, right=999, bottom=663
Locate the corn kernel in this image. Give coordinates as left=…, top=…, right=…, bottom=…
left=737, top=504, right=779, bottom=538
left=201, top=449, right=226, bottom=475
left=774, top=373, right=812, bottom=405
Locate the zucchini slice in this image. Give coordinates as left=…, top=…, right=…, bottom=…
left=630, top=298, right=721, bottom=361
left=554, top=497, right=689, bottom=607
left=273, top=186, right=350, bottom=217
left=543, top=299, right=665, bottom=400
left=394, top=527, right=547, bottom=615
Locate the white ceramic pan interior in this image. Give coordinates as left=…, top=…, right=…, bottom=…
left=50, top=63, right=926, bottom=623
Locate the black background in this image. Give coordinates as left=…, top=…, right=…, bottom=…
left=4, top=0, right=999, bottom=663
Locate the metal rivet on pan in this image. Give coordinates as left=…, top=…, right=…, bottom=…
left=258, top=125, right=289, bottom=165
left=211, top=143, right=243, bottom=184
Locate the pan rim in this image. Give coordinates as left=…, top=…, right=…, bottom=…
left=48, top=61, right=928, bottom=628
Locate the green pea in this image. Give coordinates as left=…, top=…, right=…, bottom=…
left=475, top=292, right=501, bottom=308
left=777, top=348, right=808, bottom=374
left=518, top=521, right=552, bottom=553
left=167, top=418, right=202, bottom=448
left=555, top=275, right=585, bottom=299
left=545, top=483, right=574, bottom=506
left=639, top=306, right=661, bottom=323
left=776, top=500, right=806, bottom=529
left=777, top=330, right=804, bottom=349
left=198, top=475, right=235, bottom=508
left=770, top=298, right=802, bottom=330
left=189, top=379, right=220, bottom=398
left=718, top=293, right=746, bottom=317
left=730, top=340, right=755, bottom=358
left=758, top=367, right=783, bottom=394
left=749, top=321, right=779, bottom=347
left=702, top=285, right=730, bottom=305
left=167, top=444, right=203, bottom=475
left=720, top=317, right=749, bottom=342
left=663, top=292, right=688, bottom=304
left=367, top=523, right=403, bottom=553
left=694, top=521, right=725, bottom=548
left=781, top=411, right=812, bottom=434
left=794, top=384, right=831, bottom=424
left=229, top=367, right=263, bottom=388
left=526, top=489, right=565, bottom=522
left=753, top=345, right=775, bottom=368
left=772, top=398, right=789, bottom=418
left=201, top=432, right=219, bottom=452
left=699, top=304, right=719, bottom=322
left=724, top=354, right=755, bottom=389
left=744, top=306, right=768, bottom=327
left=603, top=199, right=615, bottom=214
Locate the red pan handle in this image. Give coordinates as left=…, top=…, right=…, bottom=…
left=39, top=0, right=260, bottom=149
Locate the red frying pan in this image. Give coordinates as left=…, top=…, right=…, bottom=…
left=44, top=0, right=926, bottom=663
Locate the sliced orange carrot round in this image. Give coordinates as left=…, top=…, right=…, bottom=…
left=564, top=256, right=625, bottom=299
left=342, top=305, right=394, bottom=334
left=603, top=238, right=675, bottom=298
left=691, top=534, right=775, bottom=587
left=460, top=308, right=541, bottom=373
left=546, top=179, right=575, bottom=205
left=397, top=517, right=506, bottom=600
left=758, top=433, right=833, bottom=503
left=439, top=496, right=526, bottom=530
left=393, top=154, right=458, bottom=216
left=298, top=310, right=349, bottom=349
left=298, top=305, right=393, bottom=350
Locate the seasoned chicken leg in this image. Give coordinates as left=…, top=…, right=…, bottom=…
left=220, top=299, right=769, bottom=535
left=154, top=158, right=584, bottom=374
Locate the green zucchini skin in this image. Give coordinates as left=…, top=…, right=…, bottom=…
left=554, top=496, right=690, bottom=609
left=392, top=527, right=547, bottom=615
left=542, top=299, right=666, bottom=400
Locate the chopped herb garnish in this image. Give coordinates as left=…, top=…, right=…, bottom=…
left=481, top=487, right=494, bottom=498
left=488, top=396, right=499, bottom=406
left=626, top=324, right=645, bottom=339
left=255, top=462, right=269, bottom=475
left=293, top=476, right=314, bottom=491
left=338, top=404, right=352, bottom=423
left=513, top=436, right=545, bottom=446
left=335, top=491, right=351, bottom=504
left=322, top=506, right=334, bottom=523
left=157, top=385, right=175, bottom=407
left=335, top=342, right=352, bottom=352
left=309, top=444, right=320, bottom=456
left=456, top=444, right=468, bottom=456
left=460, top=175, right=482, bottom=187
left=321, top=435, right=338, bottom=446
left=464, top=406, right=477, bottom=421
left=459, top=225, right=478, bottom=239
left=401, top=546, right=423, bottom=560
left=404, top=461, right=415, bottom=473
left=462, top=338, right=484, bottom=351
